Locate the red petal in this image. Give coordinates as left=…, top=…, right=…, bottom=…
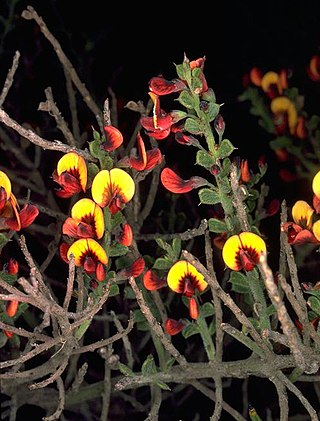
left=164, top=318, right=185, bottom=335
left=59, top=242, right=70, bottom=263
left=149, top=77, right=186, bottom=95
left=5, top=258, right=19, bottom=275
left=6, top=300, right=19, bottom=317
left=121, top=257, right=145, bottom=278
left=19, top=204, right=39, bottom=228
left=102, top=126, right=124, bottom=151
left=189, top=297, right=199, bottom=320
left=161, top=168, right=206, bottom=193
left=96, top=262, right=106, bottom=281
left=84, top=256, right=96, bottom=274
left=144, top=148, right=163, bottom=171
left=117, top=223, right=133, bottom=246
left=143, top=269, right=167, bottom=291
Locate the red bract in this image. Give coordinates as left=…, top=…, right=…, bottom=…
left=117, top=223, right=133, bottom=247
left=161, top=168, right=207, bottom=193
left=118, top=257, right=145, bottom=278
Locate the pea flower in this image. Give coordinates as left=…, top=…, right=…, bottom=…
left=307, top=54, right=320, bottom=82
left=0, top=171, right=38, bottom=231
left=116, top=223, right=133, bottom=247
left=53, top=152, right=87, bottom=198
left=164, top=318, right=186, bottom=336
left=143, top=269, right=167, bottom=291
left=222, top=232, right=267, bottom=271
left=102, top=125, right=124, bottom=151
left=91, top=168, right=135, bottom=214
left=67, top=238, right=108, bottom=281
left=270, top=96, right=298, bottom=135
left=62, top=198, right=104, bottom=239
left=167, top=260, right=208, bottom=320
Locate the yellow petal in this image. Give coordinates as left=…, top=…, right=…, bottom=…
left=261, top=71, right=281, bottom=93
left=312, top=170, right=320, bottom=199
left=270, top=96, right=298, bottom=134
left=71, top=198, right=104, bottom=239
left=167, top=260, right=207, bottom=294
left=292, top=200, right=314, bottom=229
left=91, top=168, right=135, bottom=208
left=0, top=171, right=11, bottom=198
left=57, top=152, right=87, bottom=191
left=312, top=220, right=320, bottom=241
left=67, top=238, right=108, bottom=266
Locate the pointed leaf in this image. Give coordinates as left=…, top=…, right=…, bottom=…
left=217, top=139, right=236, bottom=159
left=198, top=188, right=221, bottom=205
left=208, top=218, right=227, bottom=233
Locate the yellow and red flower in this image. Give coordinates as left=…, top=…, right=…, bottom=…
left=67, top=238, right=108, bottom=281
left=222, top=232, right=267, bottom=271
left=167, top=260, right=208, bottom=319
left=53, top=152, right=87, bottom=198
left=119, top=132, right=163, bottom=171
left=161, top=167, right=207, bottom=193
left=62, top=198, right=104, bottom=239
left=0, top=171, right=38, bottom=231
left=140, top=93, right=174, bottom=140
left=91, top=168, right=135, bottom=214
left=270, top=96, right=298, bottom=135
left=260, top=70, right=288, bottom=98
left=102, top=125, right=124, bottom=151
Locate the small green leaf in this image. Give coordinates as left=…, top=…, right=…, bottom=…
left=177, top=91, right=195, bottom=109
left=155, top=381, right=171, bottom=391
left=111, top=211, right=125, bottom=229
left=165, top=357, right=176, bottom=371
left=198, top=188, right=221, bottom=205
left=184, top=117, right=202, bottom=134
left=208, top=218, right=227, bottom=233
left=175, top=62, right=191, bottom=82
left=196, top=150, right=215, bottom=169
left=172, top=238, right=181, bottom=257
left=206, top=103, right=220, bottom=122
left=155, top=238, right=172, bottom=253
left=118, top=362, right=134, bottom=377
left=99, top=154, right=114, bottom=171
left=75, top=319, right=91, bottom=340
left=0, top=233, right=9, bottom=252
left=269, top=136, right=292, bottom=150
left=307, top=296, right=320, bottom=316
left=229, top=271, right=250, bottom=294
left=93, top=129, right=101, bottom=141
left=153, top=257, right=173, bottom=270
left=107, top=243, right=128, bottom=257
left=201, top=88, right=216, bottom=103
left=200, top=302, right=215, bottom=318
left=87, top=163, right=100, bottom=180
left=109, top=283, right=120, bottom=297
left=124, top=285, right=136, bottom=299
left=217, top=139, right=236, bottom=159
left=182, top=322, right=200, bottom=339
left=0, top=271, right=17, bottom=285
left=141, top=355, right=157, bottom=376
left=88, top=139, right=101, bottom=158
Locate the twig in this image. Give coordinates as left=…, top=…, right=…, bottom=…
left=259, top=252, right=307, bottom=371
left=70, top=362, right=88, bottom=393
left=128, top=276, right=187, bottom=366
left=63, top=67, right=81, bottom=144
left=100, top=346, right=112, bottom=421
left=145, top=385, right=161, bottom=421
left=0, top=50, right=20, bottom=106
left=136, top=219, right=208, bottom=242
left=21, top=6, right=102, bottom=120
left=271, top=378, right=289, bottom=421
left=72, top=312, right=134, bottom=355
left=43, top=377, right=65, bottom=421
left=0, top=107, right=95, bottom=161
left=63, top=254, right=75, bottom=311
left=39, top=87, right=76, bottom=146
left=111, top=311, right=134, bottom=369
left=230, top=162, right=250, bottom=231
left=29, top=356, right=70, bottom=390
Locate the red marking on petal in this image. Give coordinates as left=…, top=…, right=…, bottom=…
left=84, top=256, right=96, bottom=274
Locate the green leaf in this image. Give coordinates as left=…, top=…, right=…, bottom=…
left=208, top=218, right=227, bottom=233
left=175, top=62, right=191, bottom=82
left=269, top=136, right=292, bottom=150
left=182, top=322, right=200, bottom=339
left=196, top=150, right=215, bottom=169
left=198, top=188, right=221, bottom=205
left=87, top=162, right=100, bottom=180
left=0, top=271, right=17, bottom=285
left=307, top=296, right=320, bottom=316
left=184, top=117, right=202, bottom=135
left=172, top=238, right=181, bottom=257
left=109, top=283, right=120, bottom=297
left=208, top=319, right=216, bottom=336
left=93, top=128, right=101, bottom=141
left=155, top=381, right=171, bottom=391
left=165, top=357, right=176, bottom=371
left=206, top=103, right=220, bottom=122
left=153, top=257, right=173, bottom=270
left=200, top=302, right=215, bottom=318
left=99, top=154, right=114, bottom=171
left=229, top=271, right=250, bottom=294
left=177, top=91, right=195, bottom=109
left=111, top=211, right=125, bottom=229
left=201, top=88, right=216, bottom=103
left=0, top=233, right=9, bottom=252
left=124, top=285, right=136, bottom=299
left=217, top=139, right=236, bottom=159
left=106, top=243, right=128, bottom=257
left=88, top=139, right=101, bottom=158
left=155, top=238, right=172, bottom=253
left=141, top=355, right=157, bottom=376
left=118, top=362, right=134, bottom=377
left=104, top=208, right=112, bottom=232
left=75, top=319, right=91, bottom=340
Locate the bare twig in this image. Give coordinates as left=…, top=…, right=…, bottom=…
left=43, top=377, right=65, bottom=421
left=0, top=50, right=20, bottom=106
